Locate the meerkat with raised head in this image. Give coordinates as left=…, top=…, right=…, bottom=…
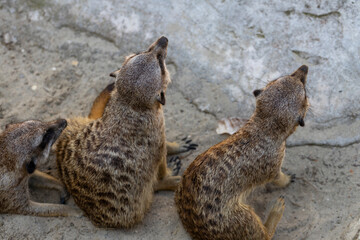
left=88, top=77, right=197, bottom=156
left=175, top=65, right=310, bottom=240
left=0, top=119, right=80, bottom=217
left=56, top=36, right=185, bottom=228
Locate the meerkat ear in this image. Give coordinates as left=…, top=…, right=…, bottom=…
left=156, top=91, right=166, bottom=105
left=253, top=89, right=263, bottom=97
left=298, top=117, right=305, bottom=127
left=109, top=69, right=120, bottom=78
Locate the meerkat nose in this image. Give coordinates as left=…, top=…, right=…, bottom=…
left=299, top=65, right=308, bottom=74
left=291, top=65, right=308, bottom=84
left=157, top=36, right=168, bottom=48
left=57, top=119, right=68, bottom=129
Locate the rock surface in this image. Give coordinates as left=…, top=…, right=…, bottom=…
left=0, top=0, right=360, bottom=239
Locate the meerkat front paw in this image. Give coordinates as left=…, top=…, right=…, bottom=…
left=273, top=171, right=293, bottom=188
left=180, top=136, right=198, bottom=152
left=271, top=196, right=286, bottom=215
left=166, top=137, right=198, bottom=155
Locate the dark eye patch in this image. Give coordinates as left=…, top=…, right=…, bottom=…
left=26, top=157, right=36, bottom=174
left=157, top=54, right=165, bottom=75
left=39, top=128, right=55, bottom=149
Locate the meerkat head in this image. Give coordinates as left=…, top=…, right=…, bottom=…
left=112, top=36, right=171, bottom=109
left=253, top=65, right=309, bottom=132
left=0, top=119, right=67, bottom=175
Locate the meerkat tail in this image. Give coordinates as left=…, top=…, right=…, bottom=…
left=22, top=200, right=82, bottom=217
left=88, top=82, right=115, bottom=119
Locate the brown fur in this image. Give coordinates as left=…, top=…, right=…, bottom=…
left=175, top=66, right=310, bottom=240
left=88, top=81, right=196, bottom=155
left=88, top=82, right=115, bottom=120
left=55, top=36, right=181, bottom=228
left=0, top=119, right=81, bottom=217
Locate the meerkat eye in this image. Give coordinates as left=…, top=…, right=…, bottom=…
left=253, top=89, right=263, bottom=97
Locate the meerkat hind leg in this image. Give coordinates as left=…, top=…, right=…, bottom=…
left=166, top=141, right=182, bottom=155
left=264, top=196, right=285, bottom=239
left=155, top=156, right=181, bottom=191
left=29, top=170, right=69, bottom=203
left=166, top=138, right=198, bottom=155
left=227, top=202, right=271, bottom=240
left=154, top=176, right=181, bottom=191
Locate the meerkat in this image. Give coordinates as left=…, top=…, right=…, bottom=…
left=88, top=77, right=197, bottom=156
left=56, top=36, right=188, bottom=228
left=0, top=119, right=81, bottom=217
left=175, top=65, right=310, bottom=240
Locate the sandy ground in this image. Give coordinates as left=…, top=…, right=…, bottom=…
left=0, top=6, right=360, bottom=240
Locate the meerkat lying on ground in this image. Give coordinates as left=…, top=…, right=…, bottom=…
left=175, top=65, right=310, bottom=240
left=0, top=119, right=81, bottom=217
left=56, top=36, right=190, bottom=228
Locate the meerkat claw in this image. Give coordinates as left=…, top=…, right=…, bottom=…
left=180, top=136, right=199, bottom=152
left=290, top=173, right=296, bottom=183
left=167, top=156, right=182, bottom=176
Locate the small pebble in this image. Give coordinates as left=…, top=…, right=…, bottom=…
left=71, top=60, right=79, bottom=66
left=3, top=33, right=11, bottom=44
left=31, top=85, right=37, bottom=91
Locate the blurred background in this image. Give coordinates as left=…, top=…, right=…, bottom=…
left=0, top=0, right=359, bottom=239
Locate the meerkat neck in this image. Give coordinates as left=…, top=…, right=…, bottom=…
left=101, top=92, right=163, bottom=127
left=246, top=115, right=290, bottom=144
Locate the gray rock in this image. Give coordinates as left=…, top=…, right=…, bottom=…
left=4, top=0, right=360, bottom=129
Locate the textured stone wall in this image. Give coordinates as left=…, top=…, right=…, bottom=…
left=4, top=0, right=359, bottom=125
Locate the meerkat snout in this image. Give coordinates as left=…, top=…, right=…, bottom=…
left=291, top=65, right=308, bottom=85
left=39, top=119, right=67, bottom=149
left=298, top=65, right=308, bottom=74
left=155, top=36, right=168, bottom=49
left=291, top=65, right=309, bottom=127
left=150, top=36, right=168, bottom=59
